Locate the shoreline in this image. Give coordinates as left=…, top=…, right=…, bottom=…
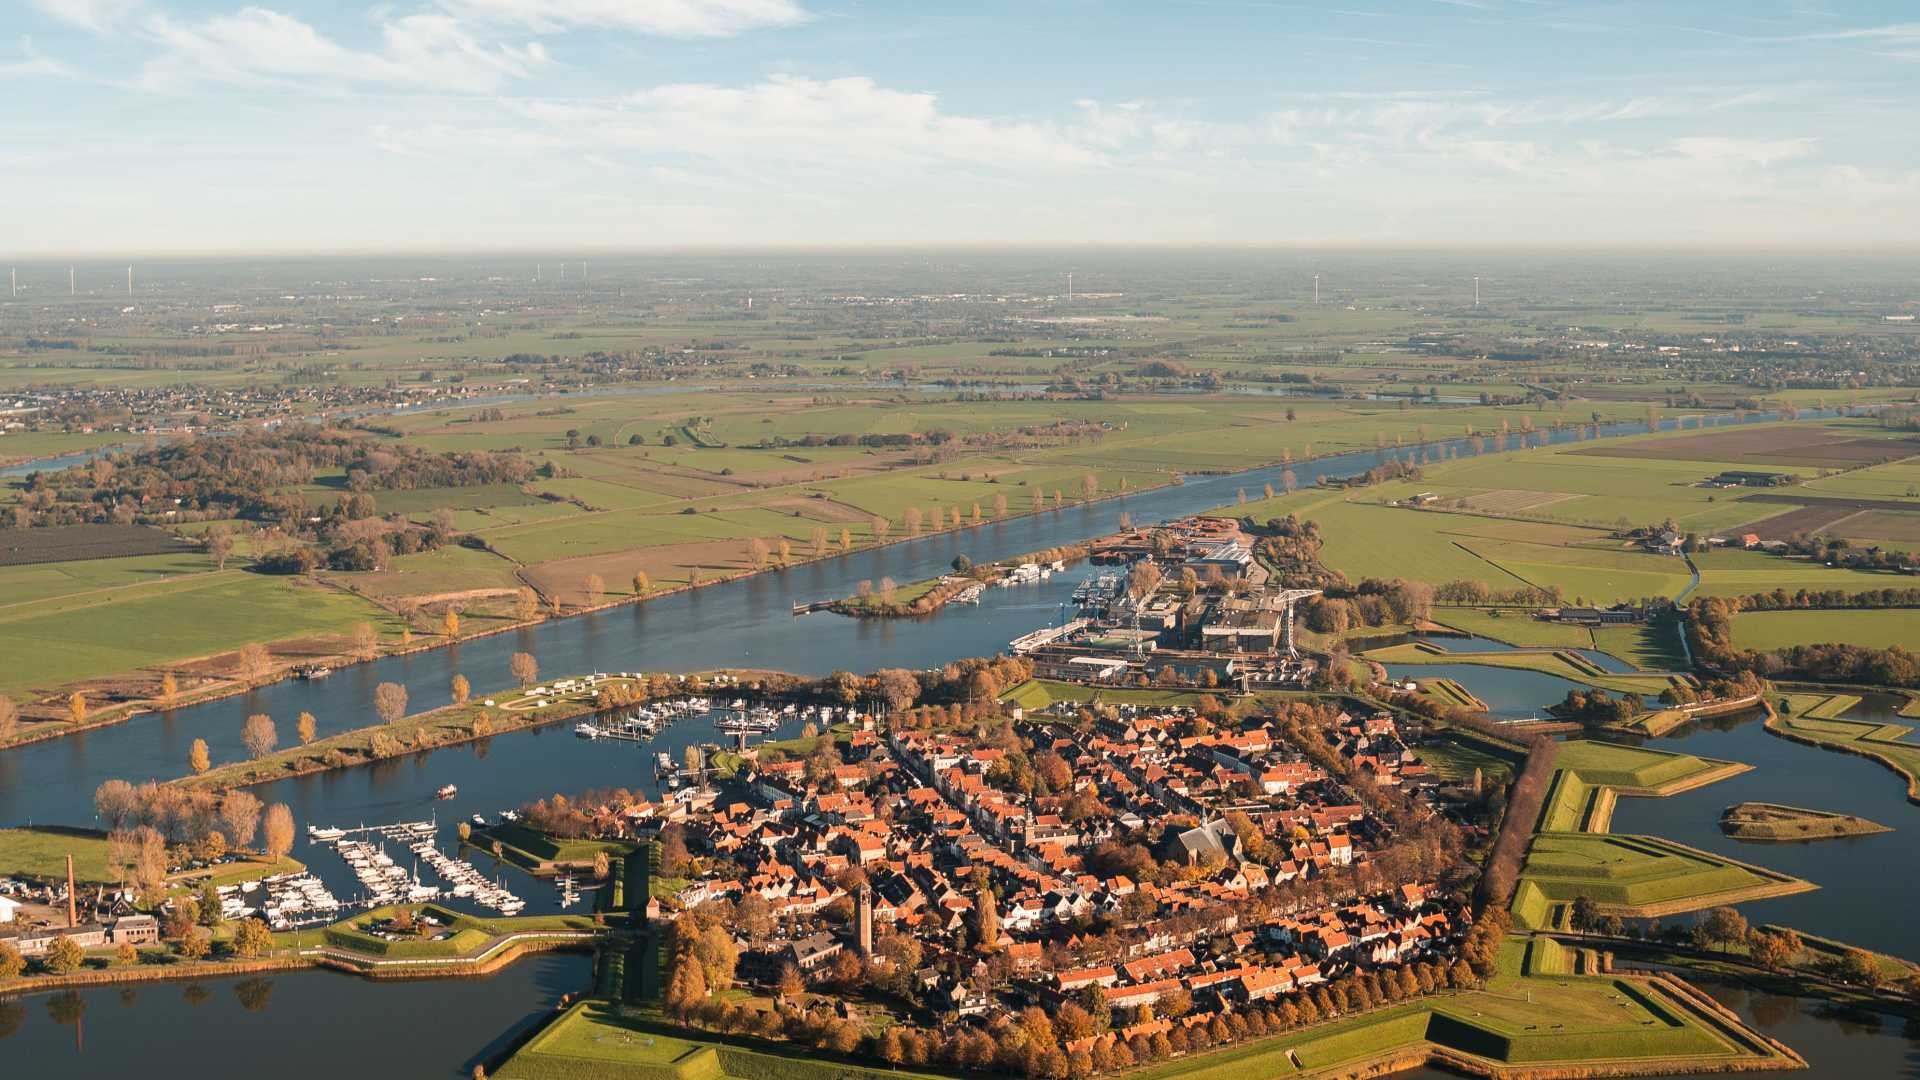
left=1, top=405, right=1817, bottom=757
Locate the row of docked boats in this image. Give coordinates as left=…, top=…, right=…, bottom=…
left=407, top=839, right=524, bottom=914
left=334, top=838, right=442, bottom=906
left=574, top=695, right=711, bottom=741
left=218, top=871, right=345, bottom=930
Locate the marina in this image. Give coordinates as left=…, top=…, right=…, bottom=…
left=217, top=871, right=345, bottom=930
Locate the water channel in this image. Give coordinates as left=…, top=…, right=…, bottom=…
left=10, top=406, right=1914, bottom=1077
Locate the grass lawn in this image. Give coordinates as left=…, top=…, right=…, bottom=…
left=0, top=825, right=118, bottom=883
left=0, top=570, right=396, bottom=694
left=1515, top=833, right=1813, bottom=927
left=1735, top=608, right=1920, bottom=653
left=1362, top=641, right=1681, bottom=697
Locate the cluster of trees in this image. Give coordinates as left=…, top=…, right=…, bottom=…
left=1552, top=688, right=1643, bottom=725
left=671, top=944, right=1479, bottom=1080
left=1251, top=514, right=1343, bottom=590
left=12, top=428, right=531, bottom=528
left=1690, top=596, right=1920, bottom=687
left=1304, top=578, right=1436, bottom=634
left=89, top=780, right=295, bottom=901
left=1433, top=580, right=1566, bottom=606
left=1475, top=739, right=1558, bottom=907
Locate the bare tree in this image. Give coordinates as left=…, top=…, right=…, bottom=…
left=373, top=682, right=409, bottom=725
left=94, top=779, right=138, bottom=829
left=206, top=524, right=233, bottom=570
left=510, top=652, right=539, bottom=686
left=513, top=586, right=538, bottom=621
left=242, top=713, right=277, bottom=760
left=221, top=791, right=262, bottom=849
left=747, top=537, right=770, bottom=568
left=451, top=673, right=471, bottom=705
left=236, top=643, right=271, bottom=684
left=583, top=574, right=605, bottom=605
left=0, top=695, right=17, bottom=741
left=811, top=526, right=828, bottom=557
left=904, top=507, right=923, bottom=536
left=350, top=622, right=379, bottom=660
left=838, top=527, right=851, bottom=552
left=631, top=570, right=650, bottom=595
left=262, top=804, right=295, bottom=860
left=992, top=493, right=1008, bottom=518
left=872, top=515, right=892, bottom=541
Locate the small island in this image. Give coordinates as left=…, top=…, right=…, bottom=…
left=1720, top=802, right=1892, bottom=842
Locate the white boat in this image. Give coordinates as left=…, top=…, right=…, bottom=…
left=307, top=825, right=346, bottom=841
left=436, top=784, right=459, bottom=800
left=470, top=813, right=488, bottom=827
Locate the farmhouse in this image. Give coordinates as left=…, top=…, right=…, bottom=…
left=1711, top=470, right=1791, bottom=487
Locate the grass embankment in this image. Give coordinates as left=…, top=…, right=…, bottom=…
left=1432, top=607, right=1688, bottom=671
left=478, top=821, right=637, bottom=875
left=1363, top=640, right=1686, bottom=698
left=179, top=675, right=641, bottom=790
left=1719, top=802, right=1891, bottom=842
left=1512, top=741, right=1807, bottom=931
left=1765, top=704, right=1920, bottom=805
left=316, top=903, right=597, bottom=960
left=500, top=936, right=1796, bottom=1080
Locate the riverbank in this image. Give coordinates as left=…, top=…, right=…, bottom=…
left=0, top=918, right=604, bottom=998
left=821, top=541, right=1092, bottom=618
left=174, top=675, right=642, bottom=792
left=1764, top=705, right=1920, bottom=807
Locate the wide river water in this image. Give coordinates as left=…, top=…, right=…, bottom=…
left=9, top=406, right=1915, bottom=1077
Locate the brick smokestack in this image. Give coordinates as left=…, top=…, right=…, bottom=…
left=856, top=884, right=873, bottom=958
left=67, top=853, right=78, bottom=928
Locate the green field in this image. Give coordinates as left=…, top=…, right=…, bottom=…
left=1362, top=640, right=1683, bottom=697
left=1735, top=608, right=1920, bottom=653
left=1429, top=607, right=1687, bottom=671
left=1515, top=833, right=1812, bottom=928
left=0, top=570, right=396, bottom=694
left=0, top=825, right=119, bottom=883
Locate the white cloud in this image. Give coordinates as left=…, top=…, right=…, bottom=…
left=1668, top=136, right=1817, bottom=167
left=29, top=0, right=142, bottom=33
left=1805, top=22, right=1920, bottom=60
left=503, top=74, right=1107, bottom=171
left=137, top=8, right=548, bottom=92
left=0, top=35, right=74, bottom=78
left=437, top=0, right=808, bottom=37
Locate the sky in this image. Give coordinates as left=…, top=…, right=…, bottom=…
left=3, top=0, right=1919, bottom=255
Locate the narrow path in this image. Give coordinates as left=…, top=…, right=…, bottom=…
left=1674, top=552, right=1702, bottom=603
